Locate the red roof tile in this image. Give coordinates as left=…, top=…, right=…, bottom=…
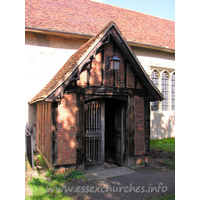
left=25, top=0, right=175, bottom=50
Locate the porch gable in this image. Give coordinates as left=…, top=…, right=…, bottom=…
left=29, top=21, right=163, bottom=104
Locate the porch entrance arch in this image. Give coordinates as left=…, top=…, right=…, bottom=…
left=84, top=98, right=126, bottom=170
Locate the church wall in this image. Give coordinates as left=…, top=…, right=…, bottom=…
left=131, top=47, right=175, bottom=139
left=26, top=33, right=175, bottom=141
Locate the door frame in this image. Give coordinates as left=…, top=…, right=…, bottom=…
left=83, top=97, right=127, bottom=171
left=114, top=103, right=124, bottom=166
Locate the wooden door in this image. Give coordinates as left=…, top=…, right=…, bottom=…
left=114, top=105, right=124, bottom=165
left=85, top=101, right=105, bottom=170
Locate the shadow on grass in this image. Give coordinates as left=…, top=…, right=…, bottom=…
left=26, top=177, right=72, bottom=200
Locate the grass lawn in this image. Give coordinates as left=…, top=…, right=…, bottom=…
left=26, top=152, right=86, bottom=199
left=150, top=138, right=175, bottom=153
left=26, top=169, right=86, bottom=200
left=148, top=193, right=175, bottom=200
left=26, top=177, right=72, bottom=200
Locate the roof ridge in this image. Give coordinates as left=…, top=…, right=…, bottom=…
left=25, top=0, right=175, bottom=49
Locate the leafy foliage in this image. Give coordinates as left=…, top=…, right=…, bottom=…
left=69, top=169, right=83, bottom=179
left=46, top=169, right=66, bottom=182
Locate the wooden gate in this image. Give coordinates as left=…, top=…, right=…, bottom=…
left=85, top=101, right=105, bottom=170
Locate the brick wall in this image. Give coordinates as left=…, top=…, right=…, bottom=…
left=77, top=40, right=128, bottom=88
left=127, top=64, right=143, bottom=89
left=89, top=41, right=126, bottom=88
left=104, top=42, right=114, bottom=87
left=36, top=102, right=52, bottom=165
left=77, top=69, right=87, bottom=86
left=90, top=52, right=102, bottom=86
left=127, top=65, right=135, bottom=88
left=57, top=93, right=77, bottom=165
left=115, top=48, right=125, bottom=88
left=134, top=96, right=145, bottom=155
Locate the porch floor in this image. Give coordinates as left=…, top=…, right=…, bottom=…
left=85, top=166, right=135, bottom=181
left=104, top=162, right=119, bottom=169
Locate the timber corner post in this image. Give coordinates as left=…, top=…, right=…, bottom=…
left=76, top=92, right=85, bottom=173
left=144, top=98, right=151, bottom=155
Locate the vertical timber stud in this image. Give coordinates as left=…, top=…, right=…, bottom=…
left=124, top=59, right=127, bottom=88
left=87, top=62, right=91, bottom=86
left=101, top=101, right=105, bottom=169
left=101, top=47, right=104, bottom=86
left=125, top=95, right=135, bottom=166
left=76, top=92, right=85, bottom=173
left=51, top=102, right=58, bottom=167
left=123, top=103, right=126, bottom=166
left=144, top=99, right=150, bottom=154
left=113, top=42, right=116, bottom=87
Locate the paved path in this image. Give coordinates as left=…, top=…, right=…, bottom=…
left=63, top=165, right=175, bottom=200
left=85, top=166, right=136, bottom=181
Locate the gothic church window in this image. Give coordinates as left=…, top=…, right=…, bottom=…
left=171, top=73, right=175, bottom=111
left=151, top=70, right=159, bottom=111
left=161, top=71, right=169, bottom=111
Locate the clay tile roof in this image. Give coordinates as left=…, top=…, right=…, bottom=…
left=29, top=21, right=115, bottom=103
left=29, top=21, right=164, bottom=104
left=25, top=0, right=175, bottom=50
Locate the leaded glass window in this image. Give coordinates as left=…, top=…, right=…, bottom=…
left=161, top=72, right=169, bottom=111
left=171, top=73, right=175, bottom=111
left=151, top=70, right=159, bottom=111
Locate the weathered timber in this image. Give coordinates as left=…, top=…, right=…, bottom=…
left=105, top=27, right=163, bottom=101
left=84, top=86, right=148, bottom=96
left=144, top=98, right=150, bottom=154
left=45, top=68, right=79, bottom=101
left=101, top=47, right=104, bottom=86
left=51, top=102, right=58, bottom=166
left=125, top=95, right=135, bottom=166
left=100, top=101, right=105, bottom=169
left=44, top=25, right=163, bottom=103
left=84, top=101, right=105, bottom=171
left=124, top=59, right=127, bottom=88
left=76, top=92, right=85, bottom=172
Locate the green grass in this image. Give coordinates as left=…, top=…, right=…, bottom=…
left=150, top=138, right=175, bottom=153
left=26, top=177, right=72, bottom=200
left=37, top=154, right=47, bottom=168
left=26, top=169, right=86, bottom=199
left=148, top=193, right=175, bottom=200
left=46, top=169, right=85, bottom=182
